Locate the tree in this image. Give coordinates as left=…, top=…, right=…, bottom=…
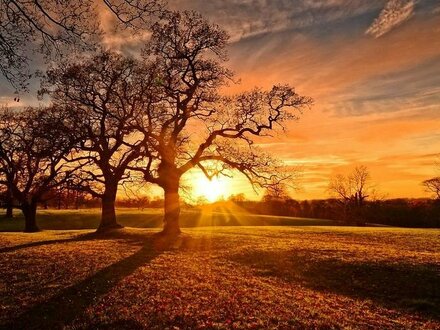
left=0, top=107, right=81, bottom=232
left=0, top=185, right=14, bottom=218
left=133, top=11, right=312, bottom=235
left=1, top=0, right=163, bottom=91
left=328, top=165, right=372, bottom=225
left=228, top=193, right=246, bottom=203
left=422, top=177, right=440, bottom=200
left=261, top=183, right=293, bottom=216
left=262, top=182, right=291, bottom=203
left=42, top=51, right=156, bottom=231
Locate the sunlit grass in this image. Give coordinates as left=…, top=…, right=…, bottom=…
left=0, top=226, right=438, bottom=328
left=0, top=207, right=333, bottom=231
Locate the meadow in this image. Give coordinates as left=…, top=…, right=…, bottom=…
left=0, top=207, right=333, bottom=231
left=0, top=210, right=439, bottom=329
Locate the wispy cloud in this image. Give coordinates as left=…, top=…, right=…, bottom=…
left=170, top=0, right=383, bottom=42
left=366, top=0, right=415, bottom=38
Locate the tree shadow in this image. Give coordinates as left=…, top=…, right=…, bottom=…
left=0, top=229, right=151, bottom=254
left=2, top=231, right=162, bottom=329
left=230, top=250, right=440, bottom=319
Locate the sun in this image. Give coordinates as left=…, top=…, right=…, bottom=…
left=193, top=175, right=229, bottom=202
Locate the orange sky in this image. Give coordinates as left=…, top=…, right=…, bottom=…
left=1, top=0, right=439, bottom=201
left=168, top=0, right=440, bottom=200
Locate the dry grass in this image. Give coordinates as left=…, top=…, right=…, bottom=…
left=0, top=226, right=439, bottom=329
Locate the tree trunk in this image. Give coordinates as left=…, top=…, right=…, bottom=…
left=5, top=204, right=13, bottom=218
left=4, top=188, right=13, bottom=218
left=22, top=202, right=39, bottom=232
left=97, top=184, right=122, bottom=232
left=161, top=183, right=181, bottom=236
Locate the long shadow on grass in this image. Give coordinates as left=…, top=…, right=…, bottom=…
left=0, top=230, right=151, bottom=254
left=2, top=230, right=162, bottom=329
left=230, top=250, right=440, bottom=319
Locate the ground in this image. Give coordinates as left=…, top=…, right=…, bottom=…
left=0, top=215, right=439, bottom=330
left=0, top=207, right=333, bottom=231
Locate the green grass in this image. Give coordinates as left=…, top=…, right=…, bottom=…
left=0, top=225, right=439, bottom=329
left=0, top=207, right=334, bottom=231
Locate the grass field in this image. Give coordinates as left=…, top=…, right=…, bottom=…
left=0, top=221, right=439, bottom=329
left=0, top=207, right=334, bottom=231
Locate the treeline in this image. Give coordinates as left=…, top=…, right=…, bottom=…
left=2, top=190, right=439, bottom=228
left=232, top=198, right=440, bottom=228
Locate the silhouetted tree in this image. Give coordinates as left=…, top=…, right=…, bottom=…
left=228, top=193, right=246, bottom=203
left=262, top=183, right=290, bottom=203
left=42, top=51, right=156, bottom=231
left=1, top=0, right=163, bottom=91
left=423, top=177, right=440, bottom=200
left=133, top=11, right=312, bottom=235
left=328, top=165, right=373, bottom=225
left=261, top=183, right=293, bottom=215
left=0, top=107, right=81, bottom=231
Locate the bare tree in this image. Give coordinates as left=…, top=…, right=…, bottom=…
left=132, top=11, right=312, bottom=235
left=1, top=0, right=163, bottom=91
left=0, top=106, right=81, bottom=232
left=262, top=182, right=291, bottom=203
left=228, top=193, right=246, bottom=203
left=422, top=158, right=440, bottom=200
left=328, top=165, right=372, bottom=225
left=423, top=177, right=440, bottom=200
left=42, top=51, right=156, bottom=231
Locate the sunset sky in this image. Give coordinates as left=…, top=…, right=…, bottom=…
left=172, top=0, right=440, bottom=200
left=1, top=0, right=439, bottom=201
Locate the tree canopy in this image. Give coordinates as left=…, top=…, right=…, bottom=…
left=1, top=0, right=163, bottom=91
left=0, top=106, right=82, bottom=231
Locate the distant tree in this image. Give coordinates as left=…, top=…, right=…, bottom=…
left=42, top=51, right=156, bottom=231
left=422, top=158, right=440, bottom=200
left=1, top=0, right=163, bottom=91
left=0, top=107, right=81, bottom=231
left=229, top=193, right=247, bottom=203
left=262, top=183, right=290, bottom=203
left=300, top=200, right=312, bottom=218
left=422, top=177, right=440, bottom=200
left=328, top=165, right=373, bottom=225
left=43, top=179, right=87, bottom=209
left=133, top=11, right=312, bottom=235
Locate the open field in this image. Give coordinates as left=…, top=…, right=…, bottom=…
left=0, top=225, right=439, bottom=329
left=0, top=208, right=333, bottom=231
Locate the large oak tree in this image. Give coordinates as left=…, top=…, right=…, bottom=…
left=133, top=11, right=312, bottom=235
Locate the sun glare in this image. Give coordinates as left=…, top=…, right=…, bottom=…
left=193, top=175, right=230, bottom=202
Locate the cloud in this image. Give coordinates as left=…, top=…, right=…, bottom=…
left=170, top=0, right=383, bottom=42
left=330, top=56, right=440, bottom=117
left=366, top=0, right=415, bottom=38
